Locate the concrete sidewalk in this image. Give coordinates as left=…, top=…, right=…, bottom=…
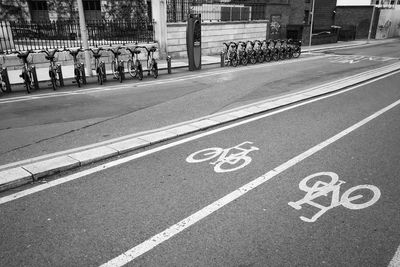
left=1, top=38, right=399, bottom=192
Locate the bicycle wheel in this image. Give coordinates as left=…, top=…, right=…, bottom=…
left=151, top=60, right=158, bottom=78
left=298, top=172, right=339, bottom=192
left=293, top=48, right=301, bottom=58
left=273, top=52, right=279, bottom=61
left=111, top=60, right=118, bottom=79
left=21, top=71, right=32, bottom=94
left=241, top=56, right=248, bottom=66
left=214, top=156, right=251, bottom=173
left=341, top=185, right=381, bottom=210
left=74, top=68, right=81, bottom=87
left=23, top=72, right=31, bottom=94
left=186, top=147, right=223, bottom=163
left=257, top=51, right=264, bottom=63
left=224, top=53, right=230, bottom=67
left=250, top=53, right=257, bottom=64
left=97, top=67, right=103, bottom=85
left=279, top=51, right=286, bottom=60
left=119, top=65, right=123, bottom=83
left=50, top=71, right=57, bottom=91
left=127, top=59, right=135, bottom=78
left=0, top=81, right=6, bottom=92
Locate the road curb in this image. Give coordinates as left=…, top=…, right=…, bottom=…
left=1, top=60, right=400, bottom=193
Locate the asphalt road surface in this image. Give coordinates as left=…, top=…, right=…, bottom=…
left=1, top=41, right=400, bottom=165
left=0, top=67, right=399, bottom=265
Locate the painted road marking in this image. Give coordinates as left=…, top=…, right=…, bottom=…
left=186, top=141, right=259, bottom=173
left=1, top=71, right=399, bottom=206
left=288, top=172, right=381, bottom=223
left=99, top=99, right=400, bottom=267
left=0, top=55, right=323, bottom=105
left=328, top=54, right=396, bottom=64
left=389, top=245, right=400, bottom=267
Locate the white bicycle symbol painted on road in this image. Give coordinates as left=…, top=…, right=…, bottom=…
left=186, top=141, right=259, bottom=173
left=288, top=172, right=381, bottom=223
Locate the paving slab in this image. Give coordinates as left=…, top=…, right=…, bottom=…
left=22, top=156, right=80, bottom=180
left=0, top=167, right=33, bottom=191
left=107, top=138, right=150, bottom=154
left=68, top=146, right=119, bottom=165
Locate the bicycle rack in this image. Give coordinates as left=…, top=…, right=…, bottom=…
left=56, top=64, right=64, bottom=87
left=1, top=67, right=12, bottom=92
left=30, top=66, right=39, bottom=90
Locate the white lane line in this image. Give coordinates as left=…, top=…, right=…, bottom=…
left=0, top=56, right=323, bottom=105
left=389, top=245, right=400, bottom=267
left=99, top=99, right=400, bottom=267
left=0, top=71, right=398, bottom=205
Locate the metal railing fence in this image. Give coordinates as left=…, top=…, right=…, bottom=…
left=0, top=19, right=154, bottom=53
left=166, top=0, right=266, bottom=22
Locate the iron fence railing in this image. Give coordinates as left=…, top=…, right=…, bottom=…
left=166, top=0, right=266, bottom=22
left=0, top=20, right=154, bottom=53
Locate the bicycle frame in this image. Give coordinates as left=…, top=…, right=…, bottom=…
left=126, top=46, right=143, bottom=80
left=41, top=49, right=63, bottom=90
left=108, top=47, right=124, bottom=82
left=90, top=48, right=106, bottom=85
left=66, top=48, right=86, bottom=87
left=15, top=50, right=39, bottom=93
left=141, top=46, right=158, bottom=78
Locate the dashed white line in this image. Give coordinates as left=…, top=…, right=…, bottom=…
left=389, top=245, right=400, bottom=267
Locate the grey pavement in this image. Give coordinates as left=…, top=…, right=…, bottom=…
left=0, top=38, right=399, bottom=191
left=1, top=70, right=399, bottom=266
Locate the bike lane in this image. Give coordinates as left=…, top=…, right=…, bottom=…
left=0, top=73, right=400, bottom=266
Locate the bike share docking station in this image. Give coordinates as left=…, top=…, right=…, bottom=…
left=186, top=13, right=201, bottom=71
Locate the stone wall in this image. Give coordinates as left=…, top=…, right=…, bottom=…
left=375, top=9, right=400, bottom=39
left=167, top=20, right=269, bottom=58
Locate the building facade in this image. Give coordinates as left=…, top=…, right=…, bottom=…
left=0, top=0, right=151, bottom=22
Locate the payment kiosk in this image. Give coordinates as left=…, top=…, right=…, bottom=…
left=186, top=13, right=201, bottom=71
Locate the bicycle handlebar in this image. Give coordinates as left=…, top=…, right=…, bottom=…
left=125, top=46, right=141, bottom=54
left=107, top=47, right=122, bottom=56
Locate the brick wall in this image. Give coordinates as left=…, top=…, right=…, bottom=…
left=167, top=21, right=268, bottom=58
left=335, top=6, right=378, bottom=39
left=314, top=0, right=337, bottom=30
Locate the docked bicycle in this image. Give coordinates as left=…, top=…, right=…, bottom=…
left=126, top=46, right=143, bottom=80
left=14, top=50, right=39, bottom=93
left=65, top=48, right=86, bottom=87
left=141, top=46, right=158, bottom=78
left=108, top=46, right=124, bottom=83
left=41, top=49, right=63, bottom=90
left=89, top=47, right=107, bottom=85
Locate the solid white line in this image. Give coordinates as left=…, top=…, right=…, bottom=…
left=0, top=71, right=399, bottom=205
left=389, top=245, right=400, bottom=267
left=99, top=99, right=400, bottom=267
